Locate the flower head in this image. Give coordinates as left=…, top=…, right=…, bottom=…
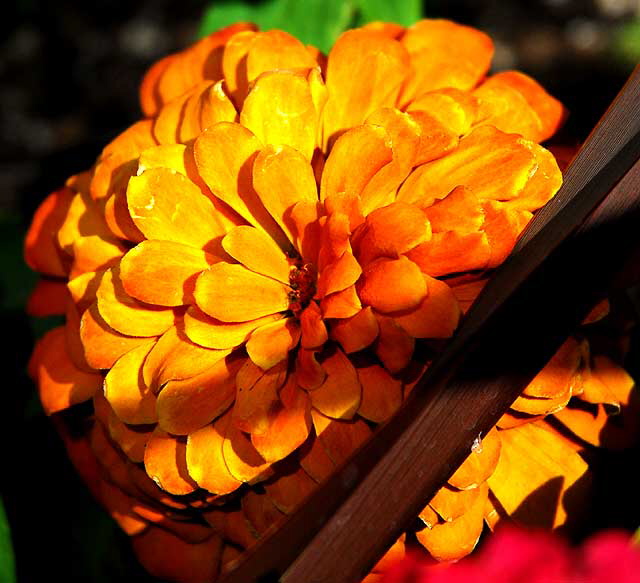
left=25, top=19, right=638, bottom=582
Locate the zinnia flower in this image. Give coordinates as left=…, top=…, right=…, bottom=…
left=379, top=526, right=640, bottom=583
left=24, top=19, right=639, bottom=582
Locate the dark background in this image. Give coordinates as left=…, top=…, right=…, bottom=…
left=1, top=0, right=639, bottom=580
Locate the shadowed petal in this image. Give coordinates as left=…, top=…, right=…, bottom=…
left=144, top=428, right=198, bottom=496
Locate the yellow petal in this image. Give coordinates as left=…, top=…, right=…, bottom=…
left=246, top=318, right=301, bottom=370
left=310, top=347, right=361, bottom=419
left=449, top=426, right=501, bottom=490
left=144, top=428, right=198, bottom=496
left=195, top=262, right=290, bottom=322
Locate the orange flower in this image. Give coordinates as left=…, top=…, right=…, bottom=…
left=24, top=19, right=637, bottom=582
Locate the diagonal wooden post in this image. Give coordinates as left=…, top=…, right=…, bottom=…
left=221, top=64, right=640, bottom=583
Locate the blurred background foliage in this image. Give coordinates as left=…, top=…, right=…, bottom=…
left=1, top=0, right=639, bottom=581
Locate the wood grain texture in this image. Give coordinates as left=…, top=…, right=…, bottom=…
left=221, top=65, right=640, bottom=583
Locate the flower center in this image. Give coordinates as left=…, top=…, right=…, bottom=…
left=288, top=262, right=317, bottom=316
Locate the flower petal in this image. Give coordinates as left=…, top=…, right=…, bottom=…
left=195, top=262, right=290, bottom=322
left=399, top=19, right=493, bottom=105
left=233, top=360, right=288, bottom=435
left=144, top=428, right=198, bottom=496
left=29, top=326, right=102, bottom=414
left=120, top=240, right=218, bottom=306
left=80, top=303, right=152, bottom=370
left=397, top=126, right=536, bottom=208
left=392, top=275, right=460, bottom=338
left=374, top=315, right=415, bottom=374
left=70, top=234, right=127, bottom=279
left=156, top=353, right=243, bottom=435
left=299, top=303, right=328, bottom=349
left=223, top=415, right=272, bottom=484
left=429, top=484, right=483, bottom=523
left=523, top=338, right=582, bottom=399
left=416, top=484, right=488, bottom=561
left=252, top=378, right=312, bottom=463
left=487, top=422, right=590, bottom=528
left=127, top=167, right=230, bottom=251
left=184, top=306, right=282, bottom=350
left=186, top=411, right=242, bottom=495
left=320, top=124, right=393, bottom=202
left=448, top=426, right=501, bottom=490
left=240, top=70, right=319, bottom=161
left=407, top=88, right=478, bottom=136
left=96, top=268, right=175, bottom=337
left=320, top=285, right=362, bottom=319
left=322, top=29, right=410, bottom=147
left=264, top=466, right=317, bottom=514
left=104, top=340, right=158, bottom=425
left=316, top=250, right=362, bottom=298
left=352, top=201, right=431, bottom=267
left=295, top=348, right=327, bottom=390
left=246, top=318, right=301, bottom=371
left=482, top=201, right=533, bottom=268
left=358, top=256, right=427, bottom=313
left=312, top=410, right=372, bottom=463
left=27, top=279, right=68, bottom=317
left=252, top=144, right=320, bottom=247
left=330, top=306, right=379, bottom=354
left=310, top=347, right=361, bottom=419
left=193, top=122, right=287, bottom=244
left=357, top=363, right=402, bottom=423
left=222, top=225, right=292, bottom=283
left=143, top=325, right=231, bottom=392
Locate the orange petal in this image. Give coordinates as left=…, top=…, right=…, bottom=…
left=106, top=409, right=152, bottom=463
left=222, top=225, right=291, bottom=283
left=203, top=507, right=256, bottom=549
left=320, top=284, right=362, bottom=319
left=359, top=108, right=422, bottom=212
left=240, top=70, right=319, bottom=161
left=523, top=338, right=582, bottom=399
left=316, top=250, right=362, bottom=298
left=429, top=484, right=483, bottom=523
left=120, top=240, right=218, bottom=306
left=299, top=434, right=336, bottom=483
left=221, top=30, right=257, bottom=106
left=312, top=410, right=372, bottom=464
left=399, top=19, right=493, bottom=105
left=144, top=428, right=198, bottom=495
left=374, top=315, right=415, bottom=374
left=322, top=29, right=410, bottom=147
left=241, top=488, right=285, bottom=537
left=416, top=484, right=488, bottom=561
left=352, top=201, right=431, bottom=266
left=223, top=414, right=272, bottom=483
left=139, top=22, right=254, bottom=115
left=186, top=411, right=242, bottom=495
left=27, top=279, right=68, bottom=317
left=482, top=201, right=533, bottom=268
left=29, top=326, right=102, bottom=414
left=487, top=422, right=590, bottom=528
left=421, top=186, right=484, bottom=235
left=357, top=363, right=402, bottom=423
left=295, top=348, right=327, bottom=390
left=407, top=88, right=478, bottom=136
left=246, top=318, right=301, bottom=370
left=24, top=187, right=74, bottom=277
left=451, top=278, right=487, bottom=314
left=233, top=360, right=288, bottom=435
left=195, top=262, right=290, bottom=322
left=127, top=167, right=229, bottom=250
left=288, top=200, right=322, bottom=264
left=104, top=340, right=158, bottom=425
left=178, top=80, right=237, bottom=143
left=245, top=29, right=318, bottom=86
left=510, top=386, right=572, bottom=416
left=265, top=466, right=317, bottom=514
left=330, top=306, right=379, bottom=354
left=156, top=353, right=243, bottom=435
left=252, top=144, right=320, bottom=248
left=252, top=378, right=312, bottom=463
left=143, top=325, right=230, bottom=392
left=299, top=302, right=328, bottom=349
left=184, top=305, right=282, bottom=350
left=478, top=71, right=565, bottom=142
left=320, top=124, right=393, bottom=202
left=80, top=303, right=152, bottom=370
left=591, top=354, right=635, bottom=406
left=392, top=275, right=460, bottom=338
left=358, top=256, right=427, bottom=313
left=397, top=126, right=536, bottom=208
left=193, top=122, right=287, bottom=245
left=406, top=231, right=491, bottom=277
left=310, top=347, right=361, bottom=419
left=448, top=427, right=501, bottom=490
left=96, top=268, right=175, bottom=337
left=132, top=527, right=223, bottom=583
left=69, top=234, right=127, bottom=279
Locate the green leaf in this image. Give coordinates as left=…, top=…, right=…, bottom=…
left=0, top=497, right=16, bottom=583
left=355, top=0, right=422, bottom=26
left=198, top=0, right=357, bottom=53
